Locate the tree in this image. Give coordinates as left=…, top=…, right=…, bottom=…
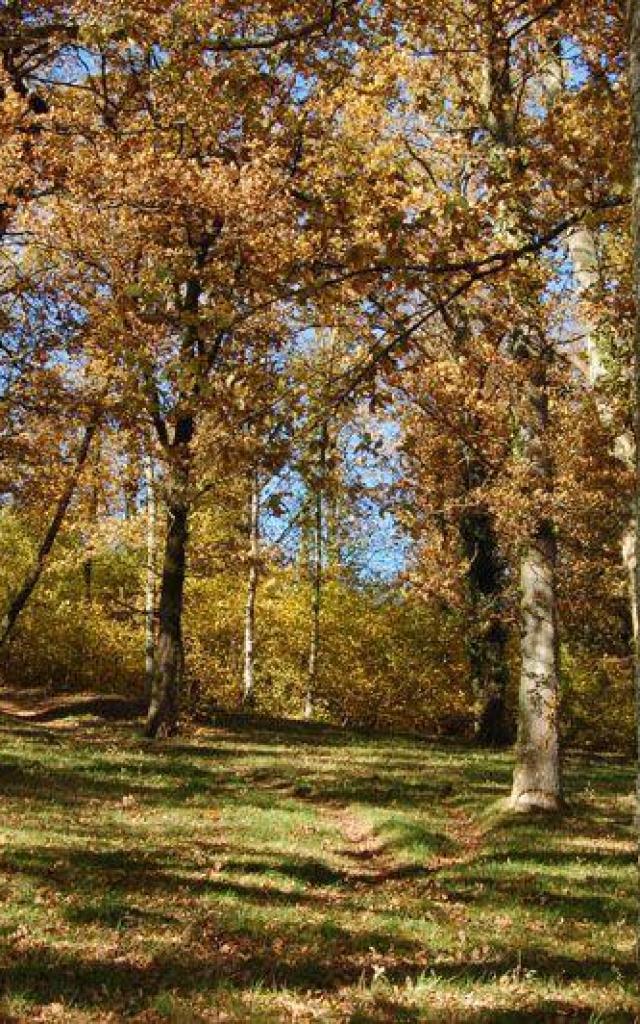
left=304, top=421, right=327, bottom=720
left=3, top=0, right=632, bottom=762
left=27, top=1, right=380, bottom=735
left=400, top=315, right=513, bottom=747
left=144, top=448, right=156, bottom=696
left=628, top=0, right=640, bottom=955
left=509, top=329, right=562, bottom=811
left=0, top=402, right=101, bottom=647
left=241, top=466, right=260, bottom=707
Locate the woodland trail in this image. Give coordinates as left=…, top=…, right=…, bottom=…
left=0, top=710, right=635, bottom=1022
left=327, top=803, right=486, bottom=888
left=0, top=687, right=146, bottom=721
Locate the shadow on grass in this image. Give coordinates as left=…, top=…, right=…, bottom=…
left=0, top=717, right=636, bottom=1020
left=440, top=878, right=635, bottom=925
left=0, top=734, right=487, bottom=814
left=0, top=937, right=635, bottom=1013
left=352, top=1001, right=633, bottom=1024
left=3, top=843, right=355, bottom=906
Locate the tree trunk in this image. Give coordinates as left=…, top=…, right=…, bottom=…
left=82, top=456, right=100, bottom=606
left=510, top=364, right=562, bottom=812
left=566, top=226, right=604, bottom=386
left=83, top=557, right=93, bottom=604
left=622, top=520, right=638, bottom=643
left=567, top=224, right=638, bottom=646
left=145, top=442, right=190, bottom=738
left=305, top=423, right=327, bottom=720
left=472, top=618, right=510, bottom=745
left=511, top=524, right=562, bottom=811
left=242, top=469, right=260, bottom=707
left=0, top=411, right=99, bottom=647
left=144, top=452, right=156, bottom=698
left=144, top=263, right=201, bottom=738
left=460, top=492, right=511, bottom=746
left=628, top=0, right=640, bottom=963
left=480, top=13, right=562, bottom=807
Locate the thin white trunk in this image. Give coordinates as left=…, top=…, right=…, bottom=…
left=242, top=470, right=260, bottom=706
left=623, top=520, right=638, bottom=643
left=549, top=49, right=638, bottom=648
left=305, top=424, right=327, bottom=720
left=568, top=223, right=637, bottom=645
left=304, top=485, right=322, bottom=720
left=566, top=226, right=605, bottom=386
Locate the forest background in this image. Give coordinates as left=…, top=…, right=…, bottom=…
left=0, top=0, right=635, bottom=811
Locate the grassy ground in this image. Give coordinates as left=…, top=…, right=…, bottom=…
left=0, top=712, right=636, bottom=1023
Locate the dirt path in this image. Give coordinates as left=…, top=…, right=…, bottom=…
left=0, top=688, right=145, bottom=722
left=327, top=801, right=486, bottom=890
left=330, top=807, right=398, bottom=883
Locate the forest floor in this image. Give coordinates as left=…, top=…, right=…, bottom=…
left=0, top=705, right=637, bottom=1023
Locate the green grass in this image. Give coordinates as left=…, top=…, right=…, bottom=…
left=0, top=715, right=636, bottom=1022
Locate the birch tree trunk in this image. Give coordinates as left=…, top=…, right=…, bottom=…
left=0, top=411, right=99, bottom=648
left=144, top=452, right=156, bottom=697
left=566, top=226, right=605, bottom=386
left=542, top=38, right=637, bottom=651
left=566, top=225, right=638, bottom=644
left=305, top=423, right=327, bottom=720
left=242, top=469, right=260, bottom=707
left=510, top=361, right=562, bottom=812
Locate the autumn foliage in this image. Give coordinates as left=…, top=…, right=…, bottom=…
left=0, top=0, right=635, bottom=760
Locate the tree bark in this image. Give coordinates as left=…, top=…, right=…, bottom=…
left=567, top=224, right=638, bottom=646
left=459, top=456, right=511, bottom=746
left=144, top=452, right=157, bottom=697
left=510, top=362, right=562, bottom=812
left=0, top=411, right=99, bottom=647
left=623, top=520, right=638, bottom=643
left=82, top=450, right=101, bottom=606
left=242, top=469, right=260, bottom=706
left=144, top=262, right=203, bottom=738
left=566, top=226, right=605, bottom=385
left=145, top=429, right=191, bottom=738
left=480, top=11, right=562, bottom=806
left=511, top=524, right=562, bottom=811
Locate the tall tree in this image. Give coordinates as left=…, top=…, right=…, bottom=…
left=509, top=332, right=562, bottom=811
left=30, top=1, right=378, bottom=735
left=241, top=467, right=260, bottom=707
left=304, top=421, right=327, bottom=720
left=144, top=449, right=156, bottom=697
left=478, top=3, right=563, bottom=809
left=0, top=404, right=100, bottom=647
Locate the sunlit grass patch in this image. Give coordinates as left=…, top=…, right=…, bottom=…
left=0, top=718, right=636, bottom=1022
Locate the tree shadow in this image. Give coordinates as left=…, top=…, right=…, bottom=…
left=0, top=937, right=635, bottom=1014
left=0, top=717, right=635, bottom=1021
left=347, top=998, right=625, bottom=1024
